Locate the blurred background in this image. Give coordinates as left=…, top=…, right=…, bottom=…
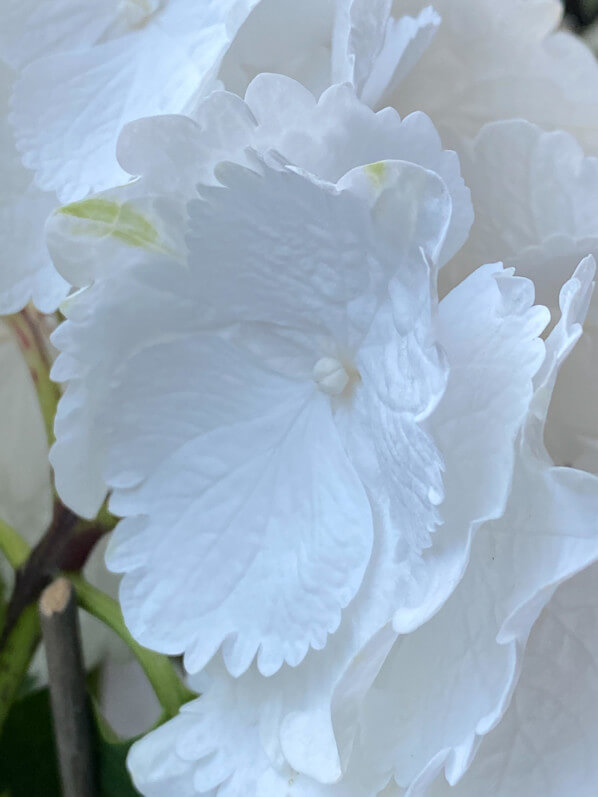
left=566, top=0, right=598, bottom=30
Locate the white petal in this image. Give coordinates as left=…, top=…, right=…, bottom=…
left=330, top=0, right=440, bottom=107
left=391, top=0, right=598, bottom=153
left=428, top=561, right=598, bottom=797
left=0, top=0, right=121, bottom=69
left=331, top=0, right=393, bottom=95
left=185, top=158, right=399, bottom=350
left=49, top=152, right=454, bottom=788
left=122, top=255, right=547, bottom=796
left=46, top=185, right=186, bottom=289
left=218, top=0, right=336, bottom=98
left=129, top=665, right=280, bottom=795
left=449, top=120, right=598, bottom=473
left=451, top=120, right=598, bottom=283
left=355, top=258, right=598, bottom=791
left=393, top=263, right=548, bottom=634
left=247, top=77, right=473, bottom=265
left=128, top=714, right=204, bottom=797
left=360, top=7, right=440, bottom=109
left=115, top=76, right=473, bottom=266
left=10, top=0, right=260, bottom=202
left=108, top=371, right=372, bottom=676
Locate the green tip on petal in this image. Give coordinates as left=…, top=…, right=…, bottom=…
left=364, top=161, right=387, bottom=188
left=58, top=198, right=166, bottom=252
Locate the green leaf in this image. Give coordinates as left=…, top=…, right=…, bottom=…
left=0, top=688, right=60, bottom=797
left=0, top=688, right=142, bottom=797
left=97, top=734, right=140, bottom=797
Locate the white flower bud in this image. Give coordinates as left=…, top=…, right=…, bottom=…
left=312, top=356, right=350, bottom=396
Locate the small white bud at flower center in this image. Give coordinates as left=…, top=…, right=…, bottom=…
left=312, top=357, right=350, bottom=396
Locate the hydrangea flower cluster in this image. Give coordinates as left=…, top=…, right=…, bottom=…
left=2, top=0, right=598, bottom=794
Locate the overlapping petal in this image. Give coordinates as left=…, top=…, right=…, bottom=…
left=450, top=119, right=598, bottom=473
left=113, top=75, right=473, bottom=266
left=9, top=0, right=260, bottom=202
left=215, top=0, right=598, bottom=156
left=428, top=559, right=598, bottom=797
left=355, top=256, right=598, bottom=794
left=219, top=0, right=336, bottom=98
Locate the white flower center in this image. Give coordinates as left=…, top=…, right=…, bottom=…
left=312, top=356, right=350, bottom=396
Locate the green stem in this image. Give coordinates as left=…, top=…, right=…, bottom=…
left=68, top=574, right=195, bottom=718
left=0, top=519, right=30, bottom=569
left=0, top=605, right=40, bottom=731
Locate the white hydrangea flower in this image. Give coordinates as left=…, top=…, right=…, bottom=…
left=45, top=75, right=590, bottom=791
left=26, top=0, right=598, bottom=793
left=52, top=149, right=459, bottom=677
left=47, top=77, right=473, bottom=515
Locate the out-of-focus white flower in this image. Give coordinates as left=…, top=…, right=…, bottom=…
left=0, top=316, right=52, bottom=537
left=367, top=0, right=598, bottom=153
left=446, top=119, right=598, bottom=474
left=218, top=0, right=598, bottom=153
left=0, top=62, right=66, bottom=314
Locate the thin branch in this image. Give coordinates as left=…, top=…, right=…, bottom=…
left=0, top=504, right=78, bottom=648
left=40, top=578, right=97, bottom=797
